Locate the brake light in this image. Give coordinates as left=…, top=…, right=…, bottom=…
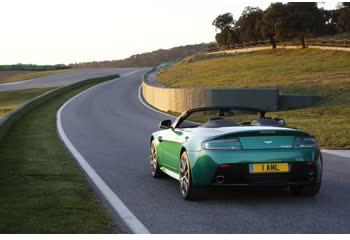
left=219, top=164, right=231, bottom=169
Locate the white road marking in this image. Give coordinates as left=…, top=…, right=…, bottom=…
left=322, top=150, right=350, bottom=159
left=0, top=80, right=29, bottom=86
left=57, top=70, right=150, bottom=234
left=138, top=84, right=176, bottom=119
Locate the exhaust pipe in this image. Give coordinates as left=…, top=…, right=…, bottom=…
left=309, top=171, right=315, bottom=180
left=216, top=175, right=225, bottom=184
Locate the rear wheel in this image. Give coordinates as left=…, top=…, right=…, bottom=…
left=179, top=151, right=198, bottom=200
left=290, top=181, right=321, bottom=197
left=150, top=140, right=165, bottom=178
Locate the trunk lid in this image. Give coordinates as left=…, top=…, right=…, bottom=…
left=239, top=136, right=295, bottom=149
left=210, top=127, right=311, bottom=150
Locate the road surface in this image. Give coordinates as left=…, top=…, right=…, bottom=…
left=0, top=68, right=140, bottom=92
left=59, top=69, right=350, bottom=233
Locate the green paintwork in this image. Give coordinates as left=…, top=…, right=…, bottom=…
left=152, top=125, right=322, bottom=187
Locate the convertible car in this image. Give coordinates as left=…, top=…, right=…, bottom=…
left=149, top=106, right=322, bottom=200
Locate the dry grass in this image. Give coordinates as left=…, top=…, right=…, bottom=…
left=158, top=48, right=350, bottom=92
left=0, top=88, right=57, bottom=118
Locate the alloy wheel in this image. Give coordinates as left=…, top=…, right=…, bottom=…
left=180, top=153, right=190, bottom=197
left=150, top=143, right=157, bottom=175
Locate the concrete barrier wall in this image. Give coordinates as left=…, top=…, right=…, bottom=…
left=0, top=75, right=118, bottom=140
left=142, top=69, right=323, bottom=113
left=142, top=73, right=279, bottom=113
left=279, top=94, right=322, bottom=110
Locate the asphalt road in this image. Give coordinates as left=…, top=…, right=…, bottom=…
left=0, top=68, right=140, bottom=92
left=60, top=69, right=350, bottom=233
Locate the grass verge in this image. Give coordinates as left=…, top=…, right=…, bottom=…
left=0, top=88, right=57, bottom=118
left=0, top=69, right=74, bottom=84
left=158, top=48, right=350, bottom=149
left=0, top=77, right=119, bottom=233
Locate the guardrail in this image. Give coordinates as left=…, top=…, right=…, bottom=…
left=0, top=74, right=119, bottom=140
left=308, top=38, right=350, bottom=48
left=279, top=38, right=350, bottom=48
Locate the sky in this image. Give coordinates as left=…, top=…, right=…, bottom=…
left=0, top=0, right=339, bottom=65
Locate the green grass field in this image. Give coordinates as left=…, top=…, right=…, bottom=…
left=0, top=77, right=119, bottom=233
left=0, top=69, right=74, bottom=84
left=158, top=48, right=350, bottom=149
left=0, top=88, right=57, bottom=118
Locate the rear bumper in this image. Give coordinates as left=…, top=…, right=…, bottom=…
left=187, top=148, right=322, bottom=187
left=211, top=162, right=318, bottom=186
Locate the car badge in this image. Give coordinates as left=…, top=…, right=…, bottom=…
left=264, top=141, right=273, bottom=144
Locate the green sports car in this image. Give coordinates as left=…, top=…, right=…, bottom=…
left=149, top=106, right=323, bottom=200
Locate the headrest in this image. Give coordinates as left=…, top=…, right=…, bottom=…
left=251, top=118, right=279, bottom=126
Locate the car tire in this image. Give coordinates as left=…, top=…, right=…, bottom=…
left=150, top=140, right=166, bottom=178
left=179, top=151, right=199, bottom=200
left=290, top=181, right=321, bottom=197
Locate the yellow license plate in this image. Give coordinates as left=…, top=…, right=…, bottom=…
left=250, top=163, right=289, bottom=174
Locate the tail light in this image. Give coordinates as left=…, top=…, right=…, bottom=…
left=294, top=137, right=317, bottom=148
left=201, top=139, right=242, bottom=150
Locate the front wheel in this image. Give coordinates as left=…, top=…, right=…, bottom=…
left=179, top=151, right=198, bottom=200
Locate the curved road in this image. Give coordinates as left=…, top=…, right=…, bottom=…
left=0, top=68, right=140, bottom=92
left=59, top=70, right=350, bottom=233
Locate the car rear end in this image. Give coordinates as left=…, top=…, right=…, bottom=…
left=188, top=128, right=322, bottom=189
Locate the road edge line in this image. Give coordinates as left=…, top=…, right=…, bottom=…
left=138, top=84, right=175, bottom=119
left=57, top=72, right=150, bottom=234
left=321, top=150, right=350, bottom=159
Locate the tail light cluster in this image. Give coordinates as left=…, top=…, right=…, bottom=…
left=201, top=138, right=242, bottom=150
left=294, top=137, right=317, bottom=148
left=201, top=137, right=317, bottom=150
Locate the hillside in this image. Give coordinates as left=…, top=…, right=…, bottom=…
left=158, top=48, right=350, bottom=91
left=157, top=48, right=350, bottom=149
left=70, top=43, right=209, bottom=69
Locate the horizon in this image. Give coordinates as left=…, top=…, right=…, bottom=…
left=0, top=0, right=338, bottom=65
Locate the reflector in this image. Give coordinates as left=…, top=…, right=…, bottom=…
left=219, top=164, right=231, bottom=169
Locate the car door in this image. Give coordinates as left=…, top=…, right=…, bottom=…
left=157, top=128, right=185, bottom=172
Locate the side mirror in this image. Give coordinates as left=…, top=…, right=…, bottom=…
left=159, top=119, right=172, bottom=129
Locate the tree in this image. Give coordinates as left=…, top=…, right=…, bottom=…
left=212, top=13, right=235, bottom=31
left=212, top=13, right=240, bottom=48
left=318, top=8, right=337, bottom=35
left=286, top=2, right=325, bottom=48
left=261, top=3, right=290, bottom=48
left=236, top=7, right=264, bottom=42
left=343, top=2, right=350, bottom=8
left=335, top=2, right=350, bottom=33
left=261, top=2, right=327, bottom=48
left=215, top=28, right=240, bottom=49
